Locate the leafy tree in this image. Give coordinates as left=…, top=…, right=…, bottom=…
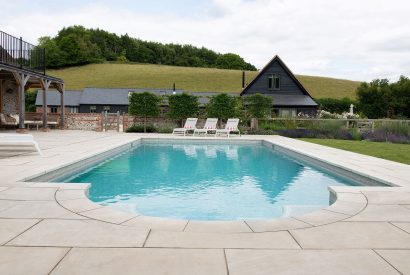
left=315, top=97, right=357, bottom=114
left=37, top=25, right=257, bottom=70
left=356, top=79, right=392, bottom=118
left=168, top=93, right=199, bottom=126
left=243, top=93, right=273, bottom=118
left=206, top=94, right=237, bottom=127
left=38, top=37, right=66, bottom=68
left=25, top=90, right=37, bottom=112
left=128, top=92, right=160, bottom=132
left=391, top=76, right=410, bottom=118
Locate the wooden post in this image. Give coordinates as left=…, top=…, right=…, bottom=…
left=40, top=79, right=51, bottom=131
left=15, top=73, right=30, bottom=133
left=60, top=84, right=65, bottom=128
left=116, top=111, right=119, bottom=132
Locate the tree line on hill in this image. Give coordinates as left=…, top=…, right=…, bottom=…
left=38, top=26, right=257, bottom=71
left=316, top=76, right=410, bottom=119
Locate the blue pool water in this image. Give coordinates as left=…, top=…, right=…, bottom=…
left=63, top=142, right=357, bottom=220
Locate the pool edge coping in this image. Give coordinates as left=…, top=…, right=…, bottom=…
left=18, top=134, right=409, bottom=234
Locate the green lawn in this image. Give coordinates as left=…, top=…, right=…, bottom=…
left=300, top=138, right=410, bottom=165
left=47, top=63, right=361, bottom=99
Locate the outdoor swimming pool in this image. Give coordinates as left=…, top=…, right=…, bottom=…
left=62, top=141, right=358, bottom=220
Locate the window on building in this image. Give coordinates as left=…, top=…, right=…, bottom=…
left=90, top=106, right=97, bottom=113
left=103, top=106, right=111, bottom=113
left=279, top=108, right=296, bottom=117
left=70, top=107, right=78, bottom=113
left=50, top=107, right=58, bottom=113
left=268, top=74, right=281, bottom=90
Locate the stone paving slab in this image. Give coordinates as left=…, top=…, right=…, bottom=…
left=0, top=218, right=40, bottom=245
left=145, top=230, right=301, bottom=249
left=0, top=201, right=86, bottom=219
left=225, top=249, right=401, bottom=275
left=7, top=219, right=149, bottom=247
left=184, top=220, right=252, bottom=233
left=364, top=191, right=410, bottom=204
left=51, top=248, right=227, bottom=275
left=391, top=222, right=410, bottom=234
left=245, top=217, right=312, bottom=232
left=293, top=209, right=349, bottom=226
left=0, top=187, right=57, bottom=201
left=0, top=246, right=69, bottom=275
left=346, top=204, right=410, bottom=222
left=290, top=222, right=410, bottom=249
left=79, top=207, right=137, bottom=224
left=122, top=216, right=188, bottom=231
left=375, top=249, right=410, bottom=275
left=57, top=198, right=103, bottom=213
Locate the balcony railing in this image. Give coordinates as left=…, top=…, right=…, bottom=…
left=0, top=30, right=45, bottom=74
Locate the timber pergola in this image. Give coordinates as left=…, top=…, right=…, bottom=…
left=0, top=64, right=65, bottom=132
left=0, top=30, right=65, bottom=132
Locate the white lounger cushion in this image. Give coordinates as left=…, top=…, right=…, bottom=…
left=0, top=134, right=43, bottom=156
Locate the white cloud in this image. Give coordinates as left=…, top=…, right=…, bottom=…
left=1, top=0, right=410, bottom=81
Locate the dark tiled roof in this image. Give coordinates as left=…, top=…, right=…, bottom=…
left=36, top=88, right=316, bottom=108
left=266, top=94, right=318, bottom=107
left=80, top=88, right=184, bottom=105
left=35, top=90, right=82, bottom=106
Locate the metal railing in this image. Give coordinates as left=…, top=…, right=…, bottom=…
left=0, top=30, right=46, bottom=74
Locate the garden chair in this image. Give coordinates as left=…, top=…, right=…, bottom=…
left=215, top=118, right=241, bottom=138
left=172, top=118, right=198, bottom=136
left=193, top=118, right=218, bottom=136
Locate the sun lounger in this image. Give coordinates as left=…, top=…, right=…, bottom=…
left=215, top=118, right=241, bottom=137
left=193, top=118, right=218, bottom=136
left=0, top=133, right=43, bottom=156
left=172, top=118, right=198, bottom=136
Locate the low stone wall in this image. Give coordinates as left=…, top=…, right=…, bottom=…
left=65, top=113, right=102, bottom=131
left=59, top=114, right=209, bottom=132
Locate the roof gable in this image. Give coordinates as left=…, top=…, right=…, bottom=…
left=240, top=55, right=314, bottom=100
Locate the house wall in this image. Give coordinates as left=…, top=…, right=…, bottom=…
left=79, top=104, right=128, bottom=114
left=244, top=61, right=305, bottom=96
left=36, top=106, right=76, bottom=114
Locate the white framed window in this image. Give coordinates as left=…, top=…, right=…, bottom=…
left=70, top=107, right=78, bottom=113
left=103, top=106, right=111, bottom=113
left=268, top=74, right=281, bottom=90
left=50, top=107, right=58, bottom=113
left=90, top=106, right=97, bottom=113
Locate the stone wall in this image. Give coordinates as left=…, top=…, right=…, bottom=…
left=123, top=115, right=180, bottom=131
left=1, top=81, right=18, bottom=114
left=65, top=113, right=102, bottom=131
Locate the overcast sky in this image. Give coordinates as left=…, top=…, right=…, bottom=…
left=1, top=0, right=409, bottom=81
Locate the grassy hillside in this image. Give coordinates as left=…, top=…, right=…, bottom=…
left=47, top=63, right=361, bottom=99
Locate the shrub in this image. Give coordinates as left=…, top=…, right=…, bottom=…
left=243, top=93, right=273, bottom=118
left=362, top=129, right=410, bottom=144
left=316, top=97, right=357, bottom=114
left=374, top=121, right=410, bottom=138
left=157, top=126, right=173, bottom=133
left=126, top=124, right=157, bottom=133
left=260, top=119, right=297, bottom=131
left=168, top=93, right=199, bottom=126
left=206, top=94, right=238, bottom=127
left=128, top=92, right=160, bottom=132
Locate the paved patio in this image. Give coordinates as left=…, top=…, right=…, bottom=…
left=0, top=130, right=409, bottom=275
